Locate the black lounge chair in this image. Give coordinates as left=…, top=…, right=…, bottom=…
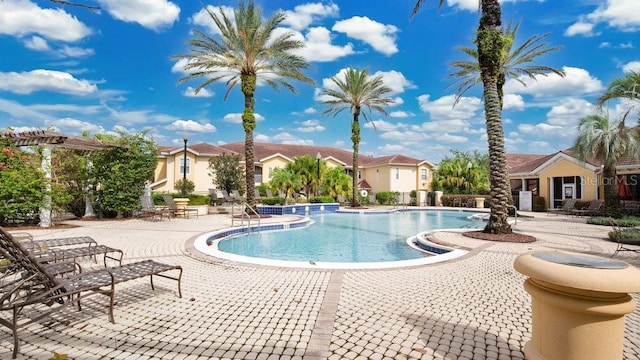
left=570, top=199, right=603, bottom=217
left=163, top=195, right=199, bottom=218
left=139, top=195, right=174, bottom=220
left=547, top=198, right=577, bottom=216
left=0, top=227, right=183, bottom=358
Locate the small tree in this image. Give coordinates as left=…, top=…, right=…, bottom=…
left=270, top=167, right=302, bottom=204
left=89, top=130, right=157, bottom=217
left=0, top=140, right=46, bottom=224
left=174, top=178, right=195, bottom=195
left=208, top=153, right=246, bottom=193
left=324, top=167, right=352, bottom=200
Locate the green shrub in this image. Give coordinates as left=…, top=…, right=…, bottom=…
left=262, top=197, right=285, bottom=205
left=609, top=228, right=640, bottom=241
left=376, top=191, right=399, bottom=205
left=310, top=196, right=335, bottom=203
left=533, top=196, right=546, bottom=212
left=588, top=216, right=640, bottom=227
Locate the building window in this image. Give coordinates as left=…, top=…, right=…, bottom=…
left=358, top=170, right=362, bottom=180
left=268, top=167, right=273, bottom=177
left=179, top=158, right=190, bottom=175
left=376, top=169, right=380, bottom=181
left=421, top=169, right=427, bottom=181
left=395, top=168, right=399, bottom=180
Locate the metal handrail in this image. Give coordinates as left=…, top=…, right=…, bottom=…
left=507, top=205, right=518, bottom=225
left=231, top=202, right=261, bottom=233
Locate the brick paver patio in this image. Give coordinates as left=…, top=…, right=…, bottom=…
left=2, top=211, right=639, bottom=359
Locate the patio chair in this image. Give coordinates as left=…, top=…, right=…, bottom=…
left=608, top=220, right=640, bottom=257
left=221, top=189, right=241, bottom=205
left=139, top=195, right=174, bottom=220
left=570, top=199, right=603, bottom=217
left=9, top=232, right=123, bottom=267
left=547, top=198, right=577, bottom=216
left=265, top=189, right=273, bottom=197
left=0, top=227, right=183, bottom=359
left=452, top=197, right=462, bottom=207
left=209, top=189, right=224, bottom=206
left=254, top=188, right=263, bottom=203
left=163, top=195, right=198, bottom=218
left=231, top=190, right=244, bottom=203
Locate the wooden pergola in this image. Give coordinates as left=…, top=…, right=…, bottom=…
left=1, top=130, right=119, bottom=227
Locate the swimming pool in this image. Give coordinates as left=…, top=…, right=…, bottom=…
left=194, top=209, right=486, bottom=269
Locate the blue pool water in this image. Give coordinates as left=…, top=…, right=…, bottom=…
left=217, top=210, right=484, bottom=263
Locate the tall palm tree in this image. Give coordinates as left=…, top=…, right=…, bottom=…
left=449, top=20, right=565, bottom=107
left=270, top=167, right=302, bottom=204
left=597, top=71, right=640, bottom=118
left=573, top=114, right=639, bottom=216
left=412, top=0, right=513, bottom=234
left=173, top=0, right=315, bottom=208
left=321, top=68, right=394, bottom=207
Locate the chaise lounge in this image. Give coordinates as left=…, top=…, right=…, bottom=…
left=0, top=227, right=183, bottom=358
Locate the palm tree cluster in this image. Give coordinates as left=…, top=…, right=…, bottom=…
left=573, top=71, right=640, bottom=216
left=174, top=0, right=394, bottom=210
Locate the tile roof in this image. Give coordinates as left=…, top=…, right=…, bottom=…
left=218, top=142, right=431, bottom=168
left=159, top=143, right=238, bottom=156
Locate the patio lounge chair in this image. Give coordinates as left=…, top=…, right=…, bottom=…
left=221, top=189, right=241, bottom=205
left=9, top=232, right=123, bottom=267
left=209, top=189, right=224, bottom=206
left=139, top=195, right=174, bottom=220
left=608, top=220, right=640, bottom=257
left=570, top=199, right=603, bottom=217
left=452, top=197, right=462, bottom=207
left=163, top=195, right=199, bottom=218
left=547, top=198, right=577, bottom=216
left=0, top=227, right=183, bottom=358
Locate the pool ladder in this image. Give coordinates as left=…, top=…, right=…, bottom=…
left=231, top=202, right=261, bottom=233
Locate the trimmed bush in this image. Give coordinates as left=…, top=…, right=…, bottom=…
left=261, top=197, right=285, bottom=205
left=609, top=228, right=640, bottom=241
left=310, top=196, right=335, bottom=203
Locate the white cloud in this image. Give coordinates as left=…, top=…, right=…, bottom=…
left=416, top=119, right=473, bottom=133
left=255, top=133, right=271, bottom=142
left=332, top=16, right=398, bottom=55
left=364, top=119, right=404, bottom=131
left=504, top=66, right=603, bottom=97
left=273, top=132, right=314, bottom=145
left=565, top=20, right=596, bottom=37
left=0, top=98, right=50, bottom=121
left=503, top=94, right=525, bottom=110
left=98, top=0, right=180, bottom=31
left=58, top=45, right=95, bottom=58
left=289, top=27, right=355, bottom=62
left=417, top=94, right=482, bottom=120
left=44, top=117, right=106, bottom=134
left=165, top=119, right=216, bottom=133
left=24, top=36, right=49, bottom=51
left=0, top=0, right=93, bottom=42
left=380, top=131, right=428, bottom=142
left=377, top=144, right=407, bottom=154
left=546, top=98, right=595, bottom=126
left=304, top=107, right=317, bottom=114
left=0, top=70, right=97, bottom=95
left=183, top=87, right=214, bottom=98
left=566, top=0, right=640, bottom=36
left=389, top=111, right=414, bottom=118
left=191, top=5, right=234, bottom=36
left=223, top=113, right=265, bottom=124
left=372, top=70, right=416, bottom=95
left=281, top=2, right=340, bottom=31
left=518, top=123, right=566, bottom=137
left=295, top=119, right=325, bottom=132
left=622, top=61, right=640, bottom=73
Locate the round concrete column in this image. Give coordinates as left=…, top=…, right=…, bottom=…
left=434, top=191, right=443, bottom=207
left=514, top=250, right=640, bottom=360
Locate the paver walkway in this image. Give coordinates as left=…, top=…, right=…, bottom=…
left=1, top=211, right=639, bottom=359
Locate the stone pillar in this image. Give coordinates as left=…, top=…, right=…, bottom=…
left=39, top=146, right=52, bottom=227
left=434, top=191, right=443, bottom=207
left=514, top=250, right=640, bottom=360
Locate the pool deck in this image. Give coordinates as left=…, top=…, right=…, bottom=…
left=2, top=209, right=640, bottom=359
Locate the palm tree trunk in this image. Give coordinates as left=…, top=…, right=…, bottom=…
left=241, top=73, right=257, bottom=209
left=603, top=165, right=620, bottom=216
left=478, top=0, right=512, bottom=234
left=351, top=110, right=361, bottom=207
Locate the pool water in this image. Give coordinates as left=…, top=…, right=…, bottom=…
left=217, top=210, right=484, bottom=263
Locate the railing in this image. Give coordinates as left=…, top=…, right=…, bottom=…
left=231, top=202, right=261, bottom=233
left=507, top=205, right=518, bottom=225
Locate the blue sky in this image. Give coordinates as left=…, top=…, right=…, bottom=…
left=1, top=0, right=638, bottom=163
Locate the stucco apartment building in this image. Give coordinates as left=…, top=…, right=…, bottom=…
left=152, top=141, right=435, bottom=198
left=153, top=141, right=640, bottom=209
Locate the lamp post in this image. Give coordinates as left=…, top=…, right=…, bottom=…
left=466, top=161, right=473, bottom=194
left=316, top=152, right=321, bottom=196
left=182, top=136, right=188, bottom=196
